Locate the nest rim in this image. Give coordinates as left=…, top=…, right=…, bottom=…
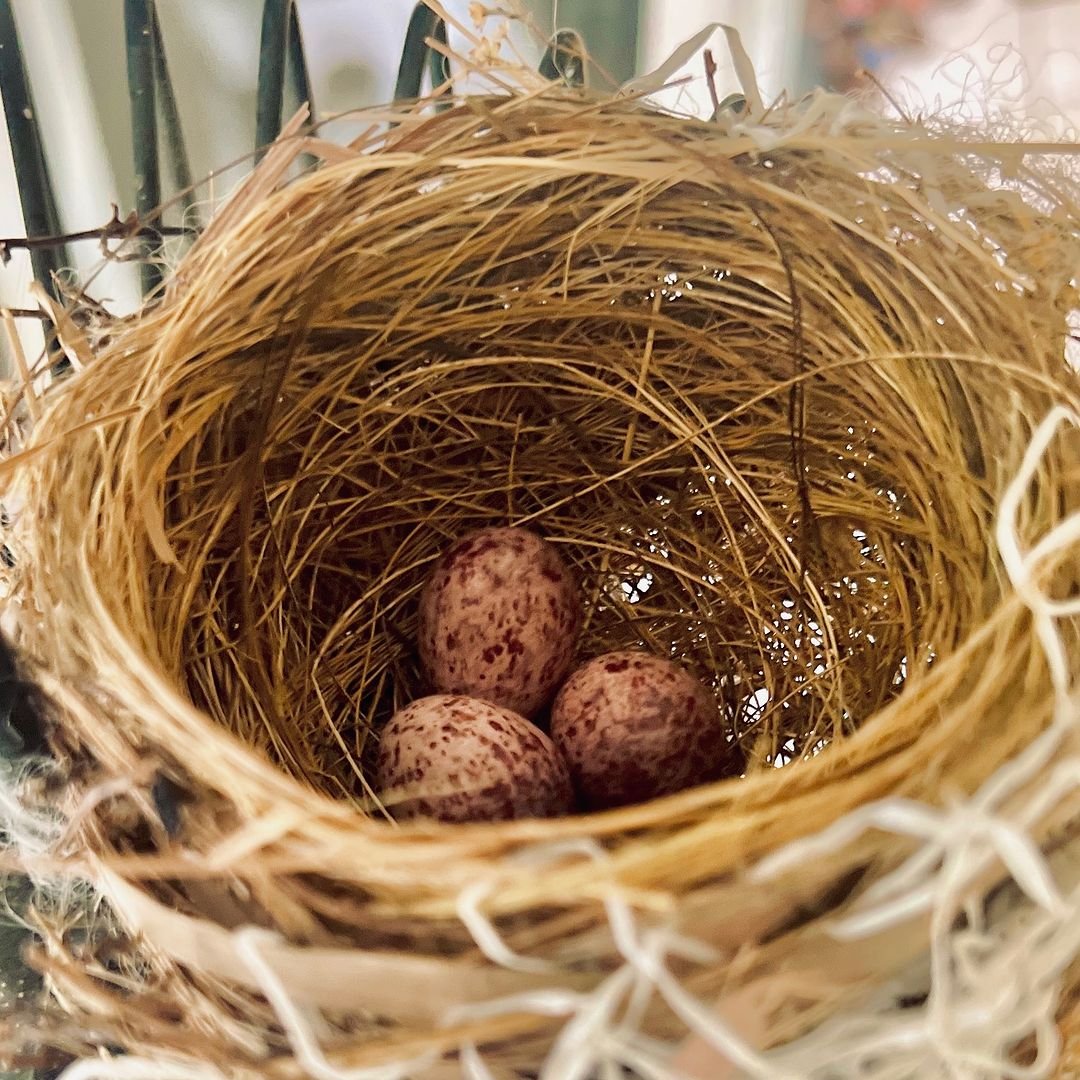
left=5, top=91, right=1078, bottom=905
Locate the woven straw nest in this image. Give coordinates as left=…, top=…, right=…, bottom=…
left=4, top=85, right=1080, bottom=1077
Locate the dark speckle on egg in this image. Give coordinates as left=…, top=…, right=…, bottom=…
left=550, top=650, right=735, bottom=810
left=418, top=526, right=582, bottom=718
left=376, top=694, right=574, bottom=823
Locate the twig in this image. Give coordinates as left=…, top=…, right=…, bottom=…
left=857, top=67, right=911, bottom=123
left=0, top=209, right=196, bottom=264
left=703, top=48, right=722, bottom=118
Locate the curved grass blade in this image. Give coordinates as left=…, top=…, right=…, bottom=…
left=287, top=3, right=315, bottom=124
left=149, top=3, right=198, bottom=227
left=539, top=29, right=586, bottom=88
left=428, top=15, right=451, bottom=111
left=255, top=0, right=288, bottom=159
left=394, top=2, right=447, bottom=104
left=256, top=1, right=314, bottom=162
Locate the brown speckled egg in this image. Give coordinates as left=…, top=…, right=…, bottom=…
left=375, top=694, right=574, bottom=823
left=418, top=527, right=582, bottom=718
left=550, top=650, right=731, bottom=810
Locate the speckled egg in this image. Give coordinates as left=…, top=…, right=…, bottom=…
left=550, top=650, right=732, bottom=810
left=375, top=694, right=575, bottom=823
left=418, top=527, right=582, bottom=718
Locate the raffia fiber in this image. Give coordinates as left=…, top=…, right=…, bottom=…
left=2, top=80, right=1079, bottom=1077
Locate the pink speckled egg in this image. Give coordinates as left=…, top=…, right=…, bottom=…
left=550, top=650, right=731, bottom=810
left=375, top=694, right=574, bottom=823
left=418, top=527, right=582, bottom=718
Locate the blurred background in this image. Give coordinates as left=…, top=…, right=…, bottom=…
left=2, top=0, right=1080, bottom=359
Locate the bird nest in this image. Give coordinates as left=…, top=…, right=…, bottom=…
left=3, top=89, right=1080, bottom=1077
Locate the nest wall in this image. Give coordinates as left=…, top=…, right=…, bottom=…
left=4, top=94, right=1080, bottom=1073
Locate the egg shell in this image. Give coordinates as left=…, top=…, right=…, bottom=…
left=550, top=650, right=732, bottom=810
left=375, top=694, right=574, bottom=823
left=418, top=527, right=582, bottom=718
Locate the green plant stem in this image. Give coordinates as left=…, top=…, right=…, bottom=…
left=149, top=3, right=198, bottom=227
left=394, top=2, right=448, bottom=103
left=124, top=0, right=162, bottom=294
left=0, top=0, right=67, bottom=295
left=255, top=0, right=288, bottom=158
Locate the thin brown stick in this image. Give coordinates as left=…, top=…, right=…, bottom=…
left=703, top=48, right=722, bottom=117
left=0, top=214, right=194, bottom=260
